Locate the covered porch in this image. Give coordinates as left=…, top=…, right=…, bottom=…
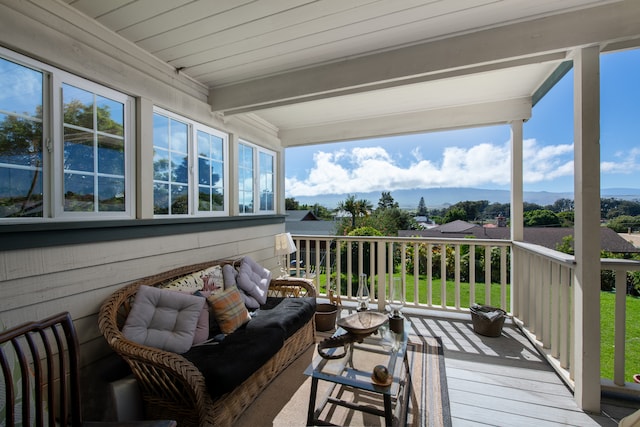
left=1, top=0, right=640, bottom=422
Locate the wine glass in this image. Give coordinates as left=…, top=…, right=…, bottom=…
left=356, top=274, right=369, bottom=311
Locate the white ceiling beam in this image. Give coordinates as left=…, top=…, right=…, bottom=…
left=210, top=0, right=640, bottom=114
left=280, top=97, right=531, bottom=147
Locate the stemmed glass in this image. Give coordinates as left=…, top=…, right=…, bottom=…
left=356, top=274, right=369, bottom=312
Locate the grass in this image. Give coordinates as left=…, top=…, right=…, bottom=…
left=316, top=273, right=640, bottom=381
left=600, top=292, right=640, bottom=381
left=317, top=273, right=509, bottom=308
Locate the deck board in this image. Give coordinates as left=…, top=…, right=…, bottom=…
left=395, top=309, right=638, bottom=426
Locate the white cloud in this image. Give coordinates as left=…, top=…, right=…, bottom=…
left=285, top=138, right=633, bottom=197
left=601, top=147, right=640, bottom=174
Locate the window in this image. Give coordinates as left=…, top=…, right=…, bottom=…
left=62, top=83, right=127, bottom=213
left=0, top=57, right=43, bottom=218
left=153, top=108, right=228, bottom=216
left=0, top=49, right=134, bottom=221
left=238, top=140, right=275, bottom=214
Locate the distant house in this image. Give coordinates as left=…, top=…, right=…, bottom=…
left=285, top=210, right=336, bottom=236
left=399, top=220, right=640, bottom=254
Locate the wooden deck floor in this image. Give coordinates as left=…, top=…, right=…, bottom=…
left=399, top=309, right=640, bottom=426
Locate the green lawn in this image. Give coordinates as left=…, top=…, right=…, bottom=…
left=316, top=273, right=640, bottom=381
left=600, top=292, right=640, bottom=381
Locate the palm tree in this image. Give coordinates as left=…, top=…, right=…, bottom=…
left=338, top=194, right=359, bottom=228
left=338, top=195, right=373, bottom=228
left=356, top=198, right=373, bottom=218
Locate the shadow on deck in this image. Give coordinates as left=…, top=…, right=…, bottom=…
left=335, top=305, right=640, bottom=426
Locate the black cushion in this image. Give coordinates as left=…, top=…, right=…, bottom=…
left=246, top=297, right=316, bottom=339
left=183, top=327, right=284, bottom=398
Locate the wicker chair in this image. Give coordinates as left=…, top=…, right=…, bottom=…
left=0, top=311, right=176, bottom=427
left=98, top=260, right=316, bottom=427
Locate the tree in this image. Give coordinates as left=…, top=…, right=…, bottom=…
left=606, top=215, right=640, bottom=233
left=285, top=197, right=299, bottom=210
left=443, top=207, right=467, bottom=223
left=337, top=195, right=372, bottom=229
left=523, top=209, right=560, bottom=227
left=558, top=211, right=574, bottom=227
left=556, top=235, right=574, bottom=254
left=417, top=197, right=427, bottom=216
left=551, top=198, right=574, bottom=212
left=377, top=191, right=398, bottom=210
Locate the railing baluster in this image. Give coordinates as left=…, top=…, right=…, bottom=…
left=542, top=257, right=551, bottom=349
left=454, top=244, right=461, bottom=310
left=440, top=243, right=447, bottom=309
left=484, top=245, right=491, bottom=305
left=500, top=246, right=507, bottom=310
left=470, top=244, right=476, bottom=307
left=427, top=243, right=433, bottom=307
left=551, top=262, right=560, bottom=358
left=614, top=267, right=627, bottom=386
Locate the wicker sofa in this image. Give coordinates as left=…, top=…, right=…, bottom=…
left=98, top=259, right=316, bottom=427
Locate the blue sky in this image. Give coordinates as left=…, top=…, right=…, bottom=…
left=285, top=48, right=640, bottom=198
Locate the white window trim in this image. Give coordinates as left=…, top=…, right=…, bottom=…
left=238, top=139, right=276, bottom=215
left=0, top=47, right=135, bottom=222
left=153, top=107, right=229, bottom=217
left=52, top=73, right=135, bottom=220
left=193, top=122, right=229, bottom=217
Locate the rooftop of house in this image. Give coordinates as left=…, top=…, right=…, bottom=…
left=398, top=221, right=640, bottom=253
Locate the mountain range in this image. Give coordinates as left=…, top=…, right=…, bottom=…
left=291, top=187, right=640, bottom=210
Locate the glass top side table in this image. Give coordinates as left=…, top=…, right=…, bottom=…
left=304, top=321, right=411, bottom=426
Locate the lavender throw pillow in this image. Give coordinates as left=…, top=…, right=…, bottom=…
left=236, top=256, right=271, bottom=306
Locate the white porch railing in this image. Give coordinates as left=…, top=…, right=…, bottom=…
left=290, top=233, right=640, bottom=399
left=290, top=235, right=510, bottom=313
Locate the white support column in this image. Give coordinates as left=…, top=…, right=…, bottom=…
left=510, top=120, right=524, bottom=316
left=510, top=120, right=524, bottom=242
left=573, top=46, right=601, bottom=412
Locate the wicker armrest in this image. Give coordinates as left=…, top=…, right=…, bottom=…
left=98, top=281, right=213, bottom=425
left=268, top=277, right=317, bottom=298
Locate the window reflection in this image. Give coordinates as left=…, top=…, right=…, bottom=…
left=0, top=58, right=43, bottom=218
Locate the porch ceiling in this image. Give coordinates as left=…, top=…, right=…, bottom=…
left=64, top=0, right=640, bottom=145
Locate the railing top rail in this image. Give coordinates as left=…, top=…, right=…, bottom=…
left=512, top=241, right=575, bottom=266
left=291, top=234, right=511, bottom=246
left=601, top=258, right=640, bottom=271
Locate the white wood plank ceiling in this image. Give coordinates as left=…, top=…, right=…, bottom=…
left=63, top=0, right=640, bottom=145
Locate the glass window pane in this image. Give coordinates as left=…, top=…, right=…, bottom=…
left=0, top=58, right=42, bottom=119
left=153, top=114, right=169, bottom=149
left=171, top=184, right=188, bottom=214
left=64, top=129, right=94, bottom=172
left=198, top=186, right=211, bottom=211
left=171, top=153, right=188, bottom=184
left=153, top=148, right=170, bottom=181
left=170, top=119, right=188, bottom=153
left=212, top=188, right=224, bottom=211
left=197, top=131, right=210, bottom=158
left=0, top=113, right=42, bottom=166
left=153, top=183, right=169, bottom=214
left=64, top=173, right=94, bottom=212
left=98, top=135, right=124, bottom=175
left=96, top=96, right=124, bottom=137
left=211, top=162, right=223, bottom=190
left=0, top=167, right=43, bottom=218
left=211, top=136, right=223, bottom=161
left=98, top=176, right=125, bottom=211
left=198, top=157, right=210, bottom=185
left=63, top=84, right=94, bottom=129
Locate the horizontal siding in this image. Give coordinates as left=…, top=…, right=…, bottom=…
left=0, top=223, right=283, bottom=367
